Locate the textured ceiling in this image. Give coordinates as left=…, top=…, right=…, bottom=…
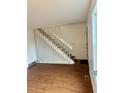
left=28, top=0, right=90, bottom=28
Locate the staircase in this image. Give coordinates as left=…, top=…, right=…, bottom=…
left=35, top=28, right=75, bottom=64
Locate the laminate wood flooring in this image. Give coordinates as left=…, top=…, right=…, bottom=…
left=27, top=64, right=93, bottom=93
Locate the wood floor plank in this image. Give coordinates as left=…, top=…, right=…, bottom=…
left=27, top=64, right=93, bottom=93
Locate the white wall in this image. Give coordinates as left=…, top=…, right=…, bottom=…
left=50, top=22, right=87, bottom=59
left=27, top=22, right=87, bottom=64
left=27, top=28, right=37, bottom=64
left=87, top=0, right=97, bottom=93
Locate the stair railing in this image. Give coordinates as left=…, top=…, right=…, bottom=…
left=35, top=29, right=75, bottom=64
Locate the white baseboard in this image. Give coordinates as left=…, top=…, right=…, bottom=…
left=89, top=70, right=97, bottom=93
left=36, top=60, right=72, bottom=64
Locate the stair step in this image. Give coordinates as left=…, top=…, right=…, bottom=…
left=49, top=39, right=55, bottom=41
left=47, top=38, right=53, bottom=41
left=64, top=51, right=69, bottom=53
left=47, top=37, right=53, bottom=40
left=45, top=34, right=50, bottom=37
left=67, top=54, right=71, bottom=57
left=58, top=46, right=64, bottom=48
left=40, top=30, right=44, bottom=33
left=71, top=56, right=75, bottom=60
left=43, top=32, right=47, bottom=35
left=61, top=48, right=66, bottom=51
left=56, top=43, right=61, bottom=47
left=47, top=36, right=52, bottom=38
